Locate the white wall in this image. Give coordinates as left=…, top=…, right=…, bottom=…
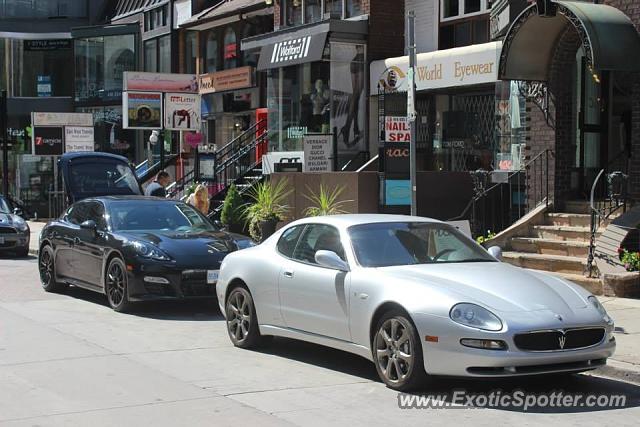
left=405, top=0, right=439, bottom=54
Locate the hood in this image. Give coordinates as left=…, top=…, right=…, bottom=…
left=381, top=262, right=588, bottom=314
left=0, top=212, right=26, bottom=229
left=117, top=229, right=248, bottom=267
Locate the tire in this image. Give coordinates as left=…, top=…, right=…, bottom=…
left=372, top=310, right=427, bottom=391
left=39, top=245, right=66, bottom=293
left=105, top=257, right=132, bottom=313
left=225, top=286, right=268, bottom=349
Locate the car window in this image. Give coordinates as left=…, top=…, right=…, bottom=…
left=109, top=201, right=216, bottom=232
left=276, top=225, right=305, bottom=258
left=85, top=202, right=107, bottom=230
left=0, top=197, right=11, bottom=213
left=292, top=224, right=346, bottom=264
left=66, top=202, right=90, bottom=225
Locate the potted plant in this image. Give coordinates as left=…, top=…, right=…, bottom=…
left=220, top=184, right=244, bottom=234
left=244, top=179, right=292, bottom=242
left=303, top=184, right=352, bottom=217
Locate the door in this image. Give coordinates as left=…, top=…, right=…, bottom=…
left=73, top=201, right=108, bottom=287
left=278, top=224, right=351, bottom=341
left=54, top=205, right=84, bottom=279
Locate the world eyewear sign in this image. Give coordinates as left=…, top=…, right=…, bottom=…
left=257, top=32, right=328, bottom=71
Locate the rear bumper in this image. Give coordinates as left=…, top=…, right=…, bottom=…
left=126, top=262, right=218, bottom=301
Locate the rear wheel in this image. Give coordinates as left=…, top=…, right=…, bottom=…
left=225, top=286, right=268, bottom=348
left=373, top=310, right=427, bottom=391
left=39, top=245, right=65, bottom=293
left=105, top=257, right=132, bottom=313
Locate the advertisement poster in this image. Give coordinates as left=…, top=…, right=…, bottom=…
left=124, top=72, right=198, bottom=93
left=123, top=92, right=162, bottom=129
left=384, top=116, right=411, bottom=142
left=33, top=127, right=64, bottom=156
left=164, top=93, right=201, bottom=131
left=303, top=134, right=333, bottom=172
left=65, top=126, right=95, bottom=152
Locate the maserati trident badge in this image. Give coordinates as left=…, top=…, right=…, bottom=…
left=558, top=334, right=566, bottom=349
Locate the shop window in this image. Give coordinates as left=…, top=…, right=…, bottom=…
left=324, top=0, right=342, bottom=19
left=223, top=28, right=237, bottom=69
left=184, top=31, right=197, bottom=74
left=205, top=31, right=218, bottom=73
left=305, top=0, right=322, bottom=23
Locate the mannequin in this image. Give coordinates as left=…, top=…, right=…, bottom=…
left=310, top=79, right=330, bottom=133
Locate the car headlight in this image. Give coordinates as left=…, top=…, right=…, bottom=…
left=127, top=241, right=171, bottom=261
left=11, top=215, right=28, bottom=232
left=588, top=296, right=613, bottom=324
left=235, top=239, right=255, bottom=250
left=450, top=303, right=503, bottom=331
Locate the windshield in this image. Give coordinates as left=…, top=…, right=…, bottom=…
left=348, top=222, right=495, bottom=267
left=109, top=201, right=217, bottom=233
left=0, top=197, right=11, bottom=214
left=68, top=161, right=140, bottom=196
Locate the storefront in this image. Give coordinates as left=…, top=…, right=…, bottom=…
left=243, top=19, right=368, bottom=168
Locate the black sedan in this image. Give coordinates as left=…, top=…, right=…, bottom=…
left=38, top=196, right=254, bottom=312
left=0, top=195, right=30, bottom=257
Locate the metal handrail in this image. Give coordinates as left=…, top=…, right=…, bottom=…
left=341, top=151, right=370, bottom=171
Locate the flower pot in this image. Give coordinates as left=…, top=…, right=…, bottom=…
left=258, top=218, right=278, bottom=242
left=227, top=222, right=245, bottom=235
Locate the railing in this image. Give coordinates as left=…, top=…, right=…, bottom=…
left=165, top=169, right=196, bottom=201
left=586, top=169, right=629, bottom=277
left=48, top=190, right=65, bottom=220
left=341, top=151, right=370, bottom=172
left=449, top=149, right=553, bottom=238
left=136, top=154, right=179, bottom=184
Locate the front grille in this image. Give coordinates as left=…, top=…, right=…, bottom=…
left=181, top=270, right=216, bottom=297
left=514, top=328, right=605, bottom=351
left=143, top=282, right=175, bottom=296
left=0, top=227, right=17, bottom=234
left=0, top=240, right=16, bottom=248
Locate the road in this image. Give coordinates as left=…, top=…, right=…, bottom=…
left=0, top=255, right=639, bottom=426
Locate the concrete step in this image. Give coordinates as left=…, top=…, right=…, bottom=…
left=529, top=270, right=603, bottom=295
left=503, top=252, right=587, bottom=275
left=563, top=201, right=592, bottom=215
left=531, top=225, right=592, bottom=242
left=510, top=237, right=590, bottom=257
left=545, top=213, right=592, bottom=227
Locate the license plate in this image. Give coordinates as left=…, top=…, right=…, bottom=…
left=0, top=237, right=4, bottom=244
left=207, top=270, right=219, bottom=284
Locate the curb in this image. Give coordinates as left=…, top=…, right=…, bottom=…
left=590, top=359, right=640, bottom=385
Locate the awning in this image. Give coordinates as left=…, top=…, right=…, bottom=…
left=370, top=41, right=502, bottom=94
left=499, top=0, right=640, bottom=81
left=257, top=31, right=329, bottom=71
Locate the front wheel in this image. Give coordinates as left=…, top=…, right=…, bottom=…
left=105, top=257, right=132, bottom=313
left=39, top=245, right=65, bottom=293
left=225, top=286, right=268, bottom=349
left=373, top=311, right=427, bottom=391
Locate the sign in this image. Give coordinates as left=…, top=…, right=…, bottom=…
left=64, top=127, right=94, bottom=153
left=164, top=93, right=201, bottom=131
left=124, top=72, right=198, bottom=93
left=257, top=32, right=328, bottom=71
left=303, top=134, right=333, bottom=173
left=371, top=41, right=502, bottom=93
left=185, top=132, right=203, bottom=148
left=123, top=92, right=163, bottom=129
left=24, top=39, right=71, bottom=51
left=33, top=127, right=64, bottom=156
left=32, top=112, right=93, bottom=127
left=384, top=142, right=410, bottom=175
left=199, top=66, right=254, bottom=94
left=262, top=151, right=305, bottom=175
left=385, top=180, right=411, bottom=206
left=384, top=116, right=411, bottom=142
left=37, top=76, right=51, bottom=97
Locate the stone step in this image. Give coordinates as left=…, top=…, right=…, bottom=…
left=503, top=252, right=587, bottom=275
left=563, top=201, right=592, bottom=215
left=531, top=225, right=592, bottom=242
left=510, top=237, right=590, bottom=257
left=529, top=270, right=603, bottom=295
left=545, top=213, right=592, bottom=227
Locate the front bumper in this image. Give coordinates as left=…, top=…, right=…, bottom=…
left=413, top=313, right=616, bottom=377
left=126, top=260, right=219, bottom=301
left=0, top=231, right=30, bottom=253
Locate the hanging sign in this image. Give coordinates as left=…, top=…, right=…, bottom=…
left=123, top=91, right=163, bottom=129
left=384, top=116, right=411, bottom=142
left=164, top=93, right=201, bottom=131
left=64, top=127, right=95, bottom=152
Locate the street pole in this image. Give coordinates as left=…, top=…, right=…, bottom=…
left=1, top=90, right=8, bottom=196
left=407, top=11, right=418, bottom=216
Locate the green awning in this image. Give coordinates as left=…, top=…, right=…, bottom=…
left=499, top=0, right=640, bottom=81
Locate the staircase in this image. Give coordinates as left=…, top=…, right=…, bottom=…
left=501, top=201, right=604, bottom=294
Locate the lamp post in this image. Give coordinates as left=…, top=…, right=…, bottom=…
left=407, top=11, right=417, bottom=216
left=1, top=90, right=8, bottom=196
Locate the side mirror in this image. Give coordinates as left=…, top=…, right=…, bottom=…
left=80, top=219, right=98, bottom=234
left=315, top=250, right=350, bottom=272
left=487, top=246, right=503, bottom=261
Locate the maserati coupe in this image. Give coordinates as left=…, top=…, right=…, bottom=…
left=216, top=215, right=616, bottom=390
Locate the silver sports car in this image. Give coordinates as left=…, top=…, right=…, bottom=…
left=217, top=215, right=615, bottom=390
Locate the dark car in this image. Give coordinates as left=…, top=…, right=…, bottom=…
left=0, top=194, right=30, bottom=257
left=38, top=196, right=254, bottom=311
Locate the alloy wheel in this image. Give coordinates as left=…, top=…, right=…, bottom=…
left=375, top=318, right=414, bottom=384
left=227, top=290, right=252, bottom=343
left=107, top=261, right=126, bottom=307
left=39, top=249, right=53, bottom=287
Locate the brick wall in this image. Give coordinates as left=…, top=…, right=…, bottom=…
left=368, top=0, right=405, bottom=61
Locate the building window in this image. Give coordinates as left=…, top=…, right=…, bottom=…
left=346, top=0, right=364, bottom=18
left=0, top=0, right=88, bottom=18
left=223, top=27, right=237, bottom=69
left=440, top=0, right=490, bottom=21
left=158, top=35, right=171, bottom=72
left=325, top=0, right=342, bottom=19
left=242, top=24, right=259, bottom=67
left=282, top=0, right=303, bottom=27
left=305, top=0, right=322, bottom=23
left=184, top=31, right=197, bottom=74
left=439, top=15, right=489, bottom=49
left=144, top=39, right=158, bottom=72
left=205, top=31, right=218, bottom=73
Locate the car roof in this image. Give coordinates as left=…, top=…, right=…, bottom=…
left=285, top=214, right=442, bottom=229
left=81, top=196, right=179, bottom=204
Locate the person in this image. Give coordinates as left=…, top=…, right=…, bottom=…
left=144, top=170, right=171, bottom=198
left=186, top=184, right=210, bottom=215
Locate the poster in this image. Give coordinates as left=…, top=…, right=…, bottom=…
left=384, top=116, right=411, bottom=142
left=164, top=93, right=201, bottom=131
left=123, top=91, right=162, bottom=129
left=303, top=134, right=333, bottom=172
left=64, top=126, right=95, bottom=152
left=33, top=127, right=64, bottom=156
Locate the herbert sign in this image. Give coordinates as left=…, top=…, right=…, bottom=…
left=385, top=116, right=411, bottom=142
left=303, top=134, right=333, bottom=173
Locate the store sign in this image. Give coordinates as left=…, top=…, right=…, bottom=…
left=164, top=93, right=201, bottom=131
left=124, top=72, right=198, bottom=93
left=303, top=134, right=333, bottom=173
left=24, top=39, right=71, bottom=51
left=32, top=112, right=93, bottom=127
left=257, top=32, right=328, bottom=71
left=262, top=151, right=305, bottom=175
left=123, top=92, right=163, bottom=129
left=385, top=116, right=411, bottom=142
left=384, top=142, right=410, bottom=175
left=33, top=127, right=64, bottom=156
left=370, top=41, right=502, bottom=93
left=64, top=127, right=95, bottom=153
left=199, top=66, right=254, bottom=94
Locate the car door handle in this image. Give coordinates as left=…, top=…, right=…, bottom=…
left=283, top=270, right=294, bottom=278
